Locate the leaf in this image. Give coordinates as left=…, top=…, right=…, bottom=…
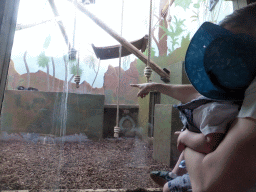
left=193, top=3, right=200, bottom=8
left=70, top=63, right=83, bottom=76
left=180, top=33, right=191, bottom=49
left=37, top=52, right=50, bottom=68
left=168, top=48, right=173, bottom=54
left=175, top=0, right=192, bottom=10
left=84, top=55, right=97, bottom=70
left=43, top=35, right=51, bottom=49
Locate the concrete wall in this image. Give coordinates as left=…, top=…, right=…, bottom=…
left=153, top=104, right=183, bottom=167
left=153, top=61, right=190, bottom=166
left=103, top=104, right=139, bottom=138
left=1, top=90, right=105, bottom=139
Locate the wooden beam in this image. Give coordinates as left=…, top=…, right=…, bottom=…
left=48, top=0, right=70, bottom=47
left=70, top=0, right=170, bottom=81
left=0, top=0, right=20, bottom=114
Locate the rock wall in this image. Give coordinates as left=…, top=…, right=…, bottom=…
left=6, top=59, right=139, bottom=104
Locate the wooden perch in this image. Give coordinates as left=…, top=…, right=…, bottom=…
left=92, top=35, right=148, bottom=60
left=70, top=0, right=170, bottom=82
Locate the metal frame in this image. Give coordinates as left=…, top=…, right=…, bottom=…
left=0, top=0, right=20, bottom=114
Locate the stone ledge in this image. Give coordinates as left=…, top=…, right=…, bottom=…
left=104, top=104, right=139, bottom=109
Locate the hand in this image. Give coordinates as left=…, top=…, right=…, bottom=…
left=175, top=130, right=187, bottom=152
left=130, top=83, right=156, bottom=98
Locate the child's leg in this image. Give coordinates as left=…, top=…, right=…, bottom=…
left=171, top=151, right=187, bottom=176
left=150, top=152, right=187, bottom=187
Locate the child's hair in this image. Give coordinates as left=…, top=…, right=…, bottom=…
left=219, top=2, right=256, bottom=36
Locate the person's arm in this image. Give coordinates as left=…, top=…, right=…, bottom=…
left=183, top=117, right=256, bottom=192
left=176, top=129, right=224, bottom=154
left=130, top=83, right=200, bottom=103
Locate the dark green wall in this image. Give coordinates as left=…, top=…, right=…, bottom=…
left=1, top=90, right=105, bottom=139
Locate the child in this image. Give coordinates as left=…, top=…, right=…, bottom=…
left=130, top=19, right=256, bottom=190
left=130, top=83, right=240, bottom=185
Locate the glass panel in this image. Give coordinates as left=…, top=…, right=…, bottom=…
left=1, top=0, right=234, bottom=190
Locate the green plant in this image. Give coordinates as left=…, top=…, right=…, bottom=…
left=160, top=16, right=186, bottom=53
left=175, top=0, right=193, bottom=10
left=84, top=55, right=100, bottom=88
left=37, top=35, right=51, bottom=91
left=69, top=60, right=83, bottom=84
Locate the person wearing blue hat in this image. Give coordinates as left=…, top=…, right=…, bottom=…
left=131, top=2, right=256, bottom=192
left=179, top=3, right=256, bottom=192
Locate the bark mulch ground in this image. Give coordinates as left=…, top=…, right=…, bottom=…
left=0, top=138, right=170, bottom=191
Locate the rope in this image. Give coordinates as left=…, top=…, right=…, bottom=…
left=72, top=0, right=80, bottom=88
left=144, top=0, right=153, bottom=82
left=72, top=2, right=77, bottom=49
left=69, top=0, right=78, bottom=61
left=74, top=52, right=80, bottom=88
left=148, top=0, right=153, bottom=62
left=114, top=0, right=125, bottom=138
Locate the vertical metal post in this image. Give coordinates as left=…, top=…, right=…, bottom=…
left=0, top=0, right=20, bottom=114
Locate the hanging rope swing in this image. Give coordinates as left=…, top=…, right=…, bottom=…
left=114, top=0, right=125, bottom=138
left=70, top=0, right=80, bottom=88
left=74, top=53, right=80, bottom=88
left=144, top=0, right=153, bottom=82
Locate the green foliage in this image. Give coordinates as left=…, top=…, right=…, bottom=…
left=84, top=55, right=97, bottom=70
left=191, top=10, right=200, bottom=22
left=181, top=33, right=191, bottom=49
left=193, top=3, right=200, bottom=8
left=70, top=63, right=83, bottom=76
left=43, top=35, right=51, bottom=49
left=136, top=59, right=146, bottom=77
left=37, top=52, right=50, bottom=68
left=175, top=0, right=192, bottom=10
left=37, top=35, right=51, bottom=69
left=160, top=16, right=186, bottom=53
left=144, top=46, right=156, bottom=58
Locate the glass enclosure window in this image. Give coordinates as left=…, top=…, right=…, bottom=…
left=1, top=0, right=233, bottom=191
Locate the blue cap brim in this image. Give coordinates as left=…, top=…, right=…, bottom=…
left=185, top=22, right=244, bottom=100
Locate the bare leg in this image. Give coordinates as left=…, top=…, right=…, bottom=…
left=171, top=151, right=187, bottom=176
left=150, top=152, right=187, bottom=187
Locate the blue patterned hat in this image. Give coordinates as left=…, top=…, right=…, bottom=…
left=185, top=22, right=256, bottom=101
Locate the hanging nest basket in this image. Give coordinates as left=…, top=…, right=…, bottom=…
left=69, top=48, right=77, bottom=61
